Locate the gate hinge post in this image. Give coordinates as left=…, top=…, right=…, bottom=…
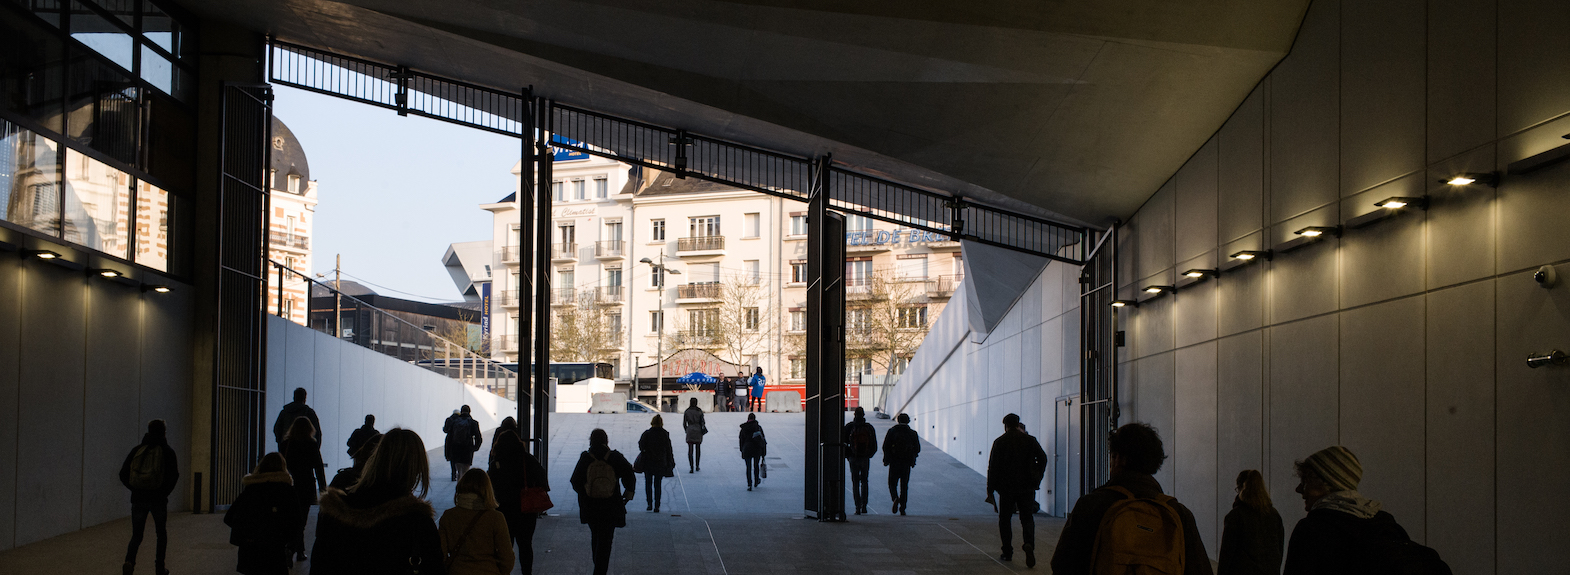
left=669, top=130, right=692, bottom=179
left=390, top=65, right=412, bottom=116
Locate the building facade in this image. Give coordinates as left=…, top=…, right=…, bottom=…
left=264, top=117, right=318, bottom=325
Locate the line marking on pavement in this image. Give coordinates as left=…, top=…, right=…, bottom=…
left=674, top=471, right=729, bottom=575
left=936, top=523, right=1020, bottom=574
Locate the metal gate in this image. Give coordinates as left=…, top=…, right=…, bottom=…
left=1078, top=225, right=1118, bottom=497
left=210, top=83, right=272, bottom=509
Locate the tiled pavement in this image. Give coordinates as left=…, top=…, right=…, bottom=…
left=1, top=412, right=1066, bottom=574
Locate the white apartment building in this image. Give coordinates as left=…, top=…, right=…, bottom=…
left=265, top=117, right=319, bottom=325
left=454, top=152, right=960, bottom=408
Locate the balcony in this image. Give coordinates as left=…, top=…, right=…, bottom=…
left=674, top=329, right=722, bottom=348
left=675, top=282, right=721, bottom=303
left=550, top=288, right=576, bottom=306
left=595, top=240, right=625, bottom=260
left=498, top=334, right=519, bottom=352
left=498, top=289, right=519, bottom=308
left=845, top=282, right=884, bottom=301
left=499, top=245, right=521, bottom=265
left=676, top=235, right=725, bottom=257
left=596, top=286, right=625, bottom=304
left=551, top=243, right=578, bottom=262
left=269, top=231, right=309, bottom=251
left=927, top=274, right=963, bottom=298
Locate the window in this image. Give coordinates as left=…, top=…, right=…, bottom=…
left=287, top=174, right=301, bottom=193
left=689, top=309, right=719, bottom=335
left=269, top=169, right=277, bottom=190
left=789, top=309, right=805, bottom=332
left=744, top=212, right=760, bottom=238
left=953, top=254, right=964, bottom=276
left=558, top=224, right=575, bottom=246
left=790, top=214, right=807, bottom=236
left=606, top=268, right=623, bottom=288
left=595, top=177, right=608, bottom=198
left=284, top=256, right=296, bottom=271
left=605, top=221, right=622, bottom=242
left=789, top=358, right=805, bottom=379
left=651, top=311, right=664, bottom=332
left=285, top=215, right=295, bottom=234
left=558, top=268, right=575, bottom=290
left=898, top=306, right=928, bottom=329
left=846, top=214, right=874, bottom=232
left=691, top=262, right=720, bottom=284
left=847, top=358, right=872, bottom=377
left=744, top=260, right=760, bottom=284
left=573, top=180, right=586, bottom=200
left=790, top=261, right=807, bottom=283
left=847, top=308, right=871, bottom=332
left=847, top=259, right=873, bottom=286
left=690, top=216, right=720, bottom=237
left=609, top=313, right=622, bottom=335
left=651, top=270, right=664, bottom=288
left=744, top=307, right=760, bottom=331
left=897, top=255, right=928, bottom=280
left=651, top=219, right=665, bottom=241
left=552, top=181, right=564, bottom=201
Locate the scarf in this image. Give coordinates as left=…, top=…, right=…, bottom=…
left=1311, top=490, right=1381, bottom=519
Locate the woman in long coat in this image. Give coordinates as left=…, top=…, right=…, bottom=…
left=637, top=415, right=675, bottom=512
left=224, top=452, right=299, bottom=575
left=681, top=398, right=706, bottom=473
left=278, top=416, right=326, bottom=562
left=489, top=429, right=549, bottom=575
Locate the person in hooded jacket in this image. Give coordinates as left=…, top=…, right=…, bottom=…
left=1282, top=446, right=1447, bottom=575
left=748, top=367, right=766, bottom=412
left=882, top=413, right=921, bottom=515
left=843, top=407, right=877, bottom=515
left=439, top=468, right=514, bottom=575
left=738, top=414, right=767, bottom=490
left=1219, top=469, right=1284, bottom=575
left=569, top=428, right=636, bottom=575
left=224, top=452, right=299, bottom=575
left=488, top=429, right=549, bottom=575
left=329, top=433, right=381, bottom=491
left=120, top=419, right=180, bottom=575
left=272, top=387, right=322, bottom=451
left=279, top=416, right=327, bottom=562
left=681, top=398, right=706, bottom=473
left=311, top=428, right=445, bottom=575
left=489, top=417, right=519, bottom=465
left=445, top=405, right=484, bottom=481
left=345, top=414, right=377, bottom=459
left=637, top=414, right=675, bottom=512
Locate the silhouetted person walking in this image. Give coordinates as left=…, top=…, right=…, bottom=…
left=120, top=419, right=179, bottom=575
left=682, top=398, right=706, bottom=473
left=1049, top=422, right=1211, bottom=575
left=1283, top=446, right=1450, bottom=574
left=272, top=388, right=322, bottom=451
left=1219, top=469, right=1284, bottom=575
left=311, top=428, right=444, bottom=574
left=346, top=414, right=377, bottom=459
left=279, top=417, right=326, bottom=562
left=739, top=413, right=767, bottom=490
left=439, top=468, right=515, bottom=575
left=570, top=428, right=636, bottom=575
left=638, top=415, right=675, bottom=512
left=985, top=414, right=1047, bottom=567
left=445, top=405, right=483, bottom=481
left=490, top=416, right=519, bottom=463
left=882, top=413, right=920, bottom=515
left=330, top=433, right=381, bottom=491
left=225, top=453, right=298, bottom=575
left=844, top=407, right=878, bottom=515
left=489, top=430, right=549, bottom=575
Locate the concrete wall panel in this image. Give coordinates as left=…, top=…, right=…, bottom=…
left=1134, top=292, right=1175, bottom=359
left=1340, top=0, right=1426, bottom=195
left=1218, top=85, right=1266, bottom=243
left=1267, top=227, right=1338, bottom=324
left=1425, top=281, right=1495, bottom=574
left=1174, top=342, right=1218, bottom=555
left=82, top=285, right=144, bottom=527
left=1426, top=146, right=1497, bottom=289
left=1496, top=138, right=1570, bottom=274
left=0, top=259, right=21, bottom=549
left=1175, top=138, right=1219, bottom=262
left=1215, top=331, right=1264, bottom=543
left=1496, top=0, right=1570, bottom=135
left=1338, top=297, right=1426, bottom=540
left=1339, top=178, right=1427, bottom=309
left=1268, top=316, right=1338, bottom=527
left=140, top=291, right=194, bottom=513
left=1136, top=182, right=1176, bottom=280
left=1216, top=237, right=1267, bottom=338
left=15, top=268, right=86, bottom=545
left=1270, top=0, right=1340, bottom=223
left=1427, top=0, right=1497, bottom=162
left=1134, top=352, right=1176, bottom=490
left=1174, top=272, right=1216, bottom=349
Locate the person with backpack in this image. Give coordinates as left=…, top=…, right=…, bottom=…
left=310, top=428, right=446, bottom=574
left=1048, top=422, right=1211, bottom=575
left=444, top=405, right=484, bottom=481
left=1219, top=469, right=1283, bottom=575
left=882, top=412, right=921, bottom=516
left=739, top=413, right=767, bottom=491
left=843, top=407, right=878, bottom=515
left=439, top=468, right=515, bottom=575
left=489, top=429, right=549, bottom=575
left=224, top=453, right=299, bottom=575
left=749, top=367, right=766, bottom=412
left=1283, top=446, right=1451, bottom=575
left=272, top=387, right=322, bottom=451
left=120, top=419, right=180, bottom=575
left=346, top=414, right=377, bottom=459
left=569, top=428, right=636, bottom=575
left=330, top=433, right=382, bottom=491
left=985, top=414, right=1049, bottom=566
left=682, top=397, right=707, bottom=473
left=279, top=416, right=327, bottom=563
left=637, top=414, right=676, bottom=512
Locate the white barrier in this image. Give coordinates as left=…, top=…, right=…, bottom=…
left=675, top=391, right=714, bottom=412
left=765, top=391, right=802, bottom=413
left=590, top=392, right=628, bottom=413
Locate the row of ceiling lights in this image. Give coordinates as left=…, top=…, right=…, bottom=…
left=1111, top=171, right=1498, bottom=308
left=15, top=248, right=171, bottom=293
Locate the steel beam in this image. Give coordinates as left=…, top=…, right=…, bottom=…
left=805, top=155, right=846, bottom=521
left=532, top=98, right=554, bottom=470
left=516, top=87, right=535, bottom=446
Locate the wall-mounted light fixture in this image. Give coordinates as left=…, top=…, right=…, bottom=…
left=92, top=268, right=124, bottom=279
left=1143, top=285, right=1173, bottom=295
left=1441, top=172, right=1499, bottom=187
left=1294, top=226, right=1342, bottom=238
left=1110, top=299, right=1137, bottom=308
left=1373, top=196, right=1428, bottom=210
left=1229, top=250, right=1271, bottom=262
left=142, top=285, right=172, bottom=294
left=24, top=249, right=83, bottom=271
left=26, top=249, right=61, bottom=260
left=1182, top=269, right=1216, bottom=279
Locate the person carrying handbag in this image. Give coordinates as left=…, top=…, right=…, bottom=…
left=439, top=469, right=514, bottom=575
left=488, top=429, right=550, bottom=575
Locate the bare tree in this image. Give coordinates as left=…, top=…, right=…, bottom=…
left=845, top=265, right=931, bottom=376
left=712, top=272, right=774, bottom=372
left=550, top=287, right=623, bottom=363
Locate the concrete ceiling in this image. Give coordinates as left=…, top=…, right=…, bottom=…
left=180, top=0, right=1309, bottom=227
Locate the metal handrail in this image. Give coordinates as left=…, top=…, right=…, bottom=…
left=677, top=283, right=721, bottom=299
left=551, top=243, right=577, bottom=260
left=676, top=236, right=724, bottom=252
left=595, top=240, right=624, bottom=258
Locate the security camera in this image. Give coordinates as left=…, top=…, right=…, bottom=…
left=1536, top=265, right=1559, bottom=288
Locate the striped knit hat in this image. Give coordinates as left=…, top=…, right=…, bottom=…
left=1303, top=446, right=1362, bottom=491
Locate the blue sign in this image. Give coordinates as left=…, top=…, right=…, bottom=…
left=845, top=229, right=951, bottom=246
left=550, top=135, right=591, bottom=162
left=480, top=282, right=492, bottom=353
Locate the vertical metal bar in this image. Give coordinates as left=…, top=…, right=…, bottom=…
left=517, top=87, right=534, bottom=445
left=532, top=98, right=554, bottom=471
left=805, top=154, right=845, bottom=521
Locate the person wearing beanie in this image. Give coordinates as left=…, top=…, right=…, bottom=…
left=1283, top=446, right=1449, bottom=574
left=882, top=413, right=921, bottom=515
left=985, top=413, right=1049, bottom=566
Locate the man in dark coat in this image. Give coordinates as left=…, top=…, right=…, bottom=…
left=882, top=412, right=921, bottom=515
left=843, top=407, right=878, bottom=515
left=272, top=387, right=322, bottom=451
left=739, top=414, right=767, bottom=490
left=443, top=405, right=484, bottom=481
left=345, top=414, right=377, bottom=458
left=1049, top=422, right=1213, bottom=575
left=985, top=413, right=1048, bottom=567
left=120, top=419, right=180, bottom=575
left=570, top=428, right=636, bottom=575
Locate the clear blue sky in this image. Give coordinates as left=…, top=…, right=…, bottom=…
left=274, top=85, right=520, bottom=303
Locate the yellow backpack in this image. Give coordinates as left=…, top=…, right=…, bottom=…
left=1089, top=486, right=1186, bottom=575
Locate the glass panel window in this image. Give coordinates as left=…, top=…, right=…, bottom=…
left=609, top=313, right=622, bottom=335
left=287, top=174, right=301, bottom=193
left=0, top=122, right=63, bottom=235
left=846, top=214, right=874, bottom=232
left=133, top=179, right=172, bottom=271
left=557, top=268, right=574, bottom=290
left=744, top=307, right=759, bottom=331
left=573, top=180, right=585, bottom=200
left=789, top=358, right=804, bottom=379
left=595, top=177, right=608, bottom=198
left=651, top=310, right=663, bottom=332
left=552, top=181, right=563, bottom=201
left=789, top=310, right=805, bottom=331
left=689, top=215, right=719, bottom=237
left=790, top=215, right=807, bottom=236
left=138, top=45, right=188, bottom=101
left=744, top=260, right=759, bottom=284
left=790, top=261, right=806, bottom=283
left=846, top=260, right=873, bottom=286
left=744, top=212, right=759, bottom=238
left=66, top=52, right=139, bottom=166
left=140, top=1, right=188, bottom=59
left=69, top=3, right=134, bottom=72
left=651, top=218, right=664, bottom=241
left=898, top=306, right=927, bottom=329
left=897, top=255, right=928, bottom=280
left=606, top=268, right=622, bottom=288
left=63, top=148, right=131, bottom=259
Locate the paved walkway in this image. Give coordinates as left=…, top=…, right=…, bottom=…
left=0, top=412, right=1065, bottom=574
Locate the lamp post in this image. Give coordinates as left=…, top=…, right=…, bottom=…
left=640, top=255, right=680, bottom=412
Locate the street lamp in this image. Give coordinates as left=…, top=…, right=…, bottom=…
left=640, top=255, right=681, bottom=412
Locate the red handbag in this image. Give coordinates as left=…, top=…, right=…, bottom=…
left=518, top=460, right=553, bottom=514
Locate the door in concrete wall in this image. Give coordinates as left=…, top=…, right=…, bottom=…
left=1054, top=397, right=1072, bottom=517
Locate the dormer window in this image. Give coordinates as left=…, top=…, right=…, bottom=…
left=287, top=174, right=301, bottom=193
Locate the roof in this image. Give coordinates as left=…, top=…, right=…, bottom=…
left=310, top=279, right=374, bottom=297
left=270, top=117, right=310, bottom=188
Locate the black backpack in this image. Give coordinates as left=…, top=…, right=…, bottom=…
left=1372, top=539, right=1453, bottom=575
left=848, top=423, right=876, bottom=458
left=885, top=429, right=915, bottom=462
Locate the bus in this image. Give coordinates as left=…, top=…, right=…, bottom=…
left=500, top=362, right=614, bottom=385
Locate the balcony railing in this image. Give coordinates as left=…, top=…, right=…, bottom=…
left=498, top=289, right=519, bottom=307
left=269, top=231, right=309, bottom=251
left=676, top=283, right=721, bottom=300
left=498, top=334, right=519, bottom=351
left=499, top=245, right=520, bottom=264
left=551, top=243, right=577, bottom=261
left=595, top=240, right=625, bottom=259
left=676, top=329, right=722, bottom=346
left=550, top=288, right=576, bottom=306
left=676, top=236, right=724, bottom=252
left=597, top=286, right=624, bottom=303
left=928, top=274, right=964, bottom=296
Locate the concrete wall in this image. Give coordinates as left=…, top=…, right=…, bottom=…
left=264, top=315, right=517, bottom=474
left=0, top=252, right=198, bottom=551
